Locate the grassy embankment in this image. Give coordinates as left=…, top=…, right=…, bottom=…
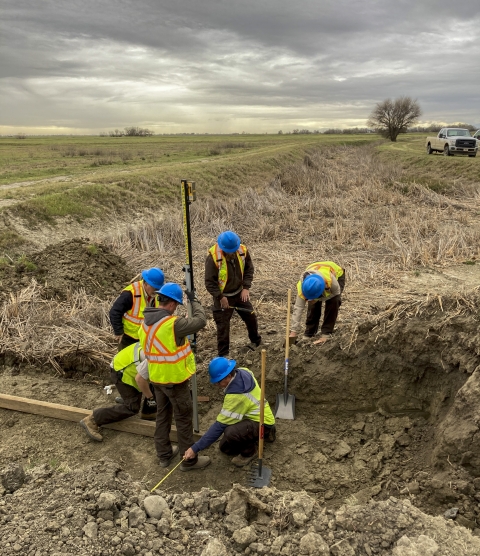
left=0, top=133, right=378, bottom=251
left=1, top=132, right=478, bottom=256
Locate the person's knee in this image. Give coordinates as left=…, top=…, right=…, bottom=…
left=124, top=397, right=141, bottom=414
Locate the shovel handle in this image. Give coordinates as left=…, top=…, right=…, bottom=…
left=259, top=349, right=266, bottom=461
left=284, top=289, right=291, bottom=375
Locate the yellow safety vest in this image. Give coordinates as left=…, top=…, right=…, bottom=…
left=111, top=342, right=142, bottom=391
left=138, top=315, right=195, bottom=385
left=217, top=368, right=275, bottom=426
left=208, top=243, right=247, bottom=293
left=297, top=261, right=344, bottom=301
left=122, top=280, right=159, bottom=339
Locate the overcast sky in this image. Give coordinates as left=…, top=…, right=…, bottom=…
left=1, top=1, right=479, bottom=134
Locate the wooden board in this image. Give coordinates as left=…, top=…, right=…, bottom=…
left=0, top=394, right=202, bottom=442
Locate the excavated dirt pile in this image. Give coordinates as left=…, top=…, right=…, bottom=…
left=2, top=458, right=480, bottom=556
left=0, top=238, right=132, bottom=301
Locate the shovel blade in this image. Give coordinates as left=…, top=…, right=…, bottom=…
left=249, top=465, right=272, bottom=488
left=275, top=393, right=295, bottom=420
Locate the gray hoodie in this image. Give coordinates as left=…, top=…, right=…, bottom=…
left=143, top=299, right=206, bottom=346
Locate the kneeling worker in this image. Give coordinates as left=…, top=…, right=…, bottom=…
left=80, top=342, right=157, bottom=441
left=183, top=357, right=276, bottom=467
left=289, top=260, right=345, bottom=345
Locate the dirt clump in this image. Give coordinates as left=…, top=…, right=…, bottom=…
left=1, top=458, right=479, bottom=556
left=0, top=238, right=132, bottom=301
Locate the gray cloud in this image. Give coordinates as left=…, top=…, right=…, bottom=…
left=1, top=0, right=479, bottom=133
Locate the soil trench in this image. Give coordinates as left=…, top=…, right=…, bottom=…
left=2, top=286, right=480, bottom=528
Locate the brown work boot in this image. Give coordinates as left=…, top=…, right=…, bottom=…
left=158, top=445, right=179, bottom=468
left=180, top=456, right=211, bottom=472
left=80, top=414, right=102, bottom=442
left=231, top=450, right=258, bottom=467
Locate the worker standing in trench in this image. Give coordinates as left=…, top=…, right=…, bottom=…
left=109, top=268, right=165, bottom=351
left=205, top=231, right=262, bottom=356
left=79, top=342, right=157, bottom=441
left=289, top=261, right=345, bottom=345
left=138, top=282, right=211, bottom=470
left=183, top=356, right=276, bottom=467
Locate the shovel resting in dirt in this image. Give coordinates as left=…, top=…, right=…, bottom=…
left=275, top=289, right=295, bottom=420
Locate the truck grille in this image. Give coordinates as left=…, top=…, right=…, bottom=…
left=455, top=139, right=476, bottom=148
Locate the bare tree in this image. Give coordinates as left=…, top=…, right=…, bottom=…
left=368, top=97, right=422, bottom=142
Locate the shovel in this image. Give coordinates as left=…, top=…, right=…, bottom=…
left=249, top=348, right=272, bottom=488
left=275, top=289, right=295, bottom=420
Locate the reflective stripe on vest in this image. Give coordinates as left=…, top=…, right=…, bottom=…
left=139, top=315, right=195, bottom=384
left=297, top=261, right=344, bottom=301
left=112, top=342, right=142, bottom=390
left=122, top=281, right=159, bottom=340
left=208, top=243, right=247, bottom=293
left=217, top=368, right=275, bottom=426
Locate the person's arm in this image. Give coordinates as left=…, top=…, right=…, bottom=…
left=242, top=250, right=254, bottom=290
left=326, top=274, right=341, bottom=298
left=135, top=360, right=154, bottom=398
left=173, top=299, right=207, bottom=342
left=109, top=291, right=134, bottom=336
left=204, top=254, right=223, bottom=299
left=186, top=421, right=227, bottom=456
left=290, top=292, right=306, bottom=334
left=135, top=374, right=154, bottom=399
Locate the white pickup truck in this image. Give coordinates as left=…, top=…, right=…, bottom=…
left=426, top=128, right=477, bottom=157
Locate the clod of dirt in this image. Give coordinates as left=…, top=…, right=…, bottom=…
left=1, top=459, right=480, bottom=556
left=0, top=238, right=133, bottom=301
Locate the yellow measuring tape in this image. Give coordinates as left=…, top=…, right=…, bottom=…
left=150, top=458, right=185, bottom=493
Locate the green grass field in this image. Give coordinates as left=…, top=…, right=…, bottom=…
left=0, top=132, right=478, bottom=253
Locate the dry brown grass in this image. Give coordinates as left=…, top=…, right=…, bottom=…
left=2, top=143, right=479, bottom=369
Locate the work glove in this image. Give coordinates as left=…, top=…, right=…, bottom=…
left=140, top=396, right=157, bottom=420
left=184, top=289, right=198, bottom=303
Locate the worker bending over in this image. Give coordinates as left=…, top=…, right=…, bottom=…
left=109, top=268, right=164, bottom=351
left=184, top=357, right=276, bottom=467
left=205, top=231, right=261, bottom=356
left=80, top=342, right=157, bottom=441
left=139, top=282, right=210, bottom=470
left=289, top=261, right=345, bottom=345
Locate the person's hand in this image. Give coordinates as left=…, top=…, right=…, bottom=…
left=145, top=397, right=157, bottom=408
left=289, top=331, right=297, bottom=338
left=220, top=296, right=229, bottom=309
left=185, top=289, right=198, bottom=303
left=240, top=289, right=250, bottom=302
left=115, top=334, right=123, bottom=343
left=184, top=447, right=196, bottom=460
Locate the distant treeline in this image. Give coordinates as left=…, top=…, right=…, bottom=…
left=100, top=127, right=154, bottom=137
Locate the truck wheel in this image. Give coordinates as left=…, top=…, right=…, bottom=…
left=426, top=144, right=433, bottom=154
left=443, top=145, right=452, bottom=156
left=468, top=154, right=476, bottom=158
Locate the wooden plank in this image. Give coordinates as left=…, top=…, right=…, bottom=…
left=0, top=394, right=201, bottom=442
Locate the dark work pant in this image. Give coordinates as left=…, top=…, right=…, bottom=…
left=153, top=380, right=197, bottom=464
left=118, top=334, right=137, bottom=352
left=305, top=271, right=346, bottom=337
left=212, top=291, right=261, bottom=356
left=219, top=420, right=260, bottom=457
left=93, top=369, right=142, bottom=426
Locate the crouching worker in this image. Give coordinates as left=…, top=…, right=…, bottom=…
left=289, top=260, right=345, bottom=345
left=183, top=357, right=276, bottom=467
left=80, top=342, right=157, bottom=441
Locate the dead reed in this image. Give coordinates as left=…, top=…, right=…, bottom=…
left=2, top=143, right=479, bottom=370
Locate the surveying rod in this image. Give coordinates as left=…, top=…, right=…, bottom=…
left=181, top=179, right=199, bottom=433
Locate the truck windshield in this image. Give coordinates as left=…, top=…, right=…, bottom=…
left=447, top=130, right=471, bottom=137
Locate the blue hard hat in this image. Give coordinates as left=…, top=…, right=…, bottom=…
left=217, top=231, right=241, bottom=253
left=158, top=282, right=184, bottom=304
left=209, top=357, right=237, bottom=383
left=302, top=274, right=326, bottom=300
left=141, top=268, right=165, bottom=290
